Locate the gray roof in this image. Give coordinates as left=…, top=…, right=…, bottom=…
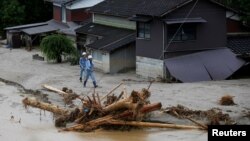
left=4, top=22, right=47, bottom=30
left=21, top=25, right=57, bottom=35
left=75, top=23, right=135, bottom=52
left=165, top=48, right=245, bottom=82
left=19, top=19, right=69, bottom=35
left=90, top=0, right=237, bottom=18
left=90, top=0, right=192, bottom=17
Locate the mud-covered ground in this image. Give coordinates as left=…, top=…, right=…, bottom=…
left=0, top=46, right=250, bottom=141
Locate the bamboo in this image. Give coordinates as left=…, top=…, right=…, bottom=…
left=101, top=82, right=123, bottom=101
left=185, top=117, right=208, bottom=130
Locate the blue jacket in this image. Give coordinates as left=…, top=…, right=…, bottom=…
left=79, top=57, right=86, bottom=69
left=86, top=60, right=94, bottom=72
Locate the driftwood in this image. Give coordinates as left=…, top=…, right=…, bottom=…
left=42, top=84, right=68, bottom=96
left=102, top=88, right=150, bottom=114
left=42, top=84, right=82, bottom=104
left=23, top=83, right=204, bottom=132
left=22, top=97, right=69, bottom=115
left=106, top=120, right=203, bottom=130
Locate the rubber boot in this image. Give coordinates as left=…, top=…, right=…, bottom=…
left=83, top=81, right=87, bottom=87
left=93, top=81, right=98, bottom=88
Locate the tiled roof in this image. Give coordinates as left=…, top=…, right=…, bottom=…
left=90, top=0, right=192, bottom=17
left=227, top=35, right=250, bottom=54
left=75, top=23, right=135, bottom=52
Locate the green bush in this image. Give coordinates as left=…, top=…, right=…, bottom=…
left=40, top=34, right=76, bottom=63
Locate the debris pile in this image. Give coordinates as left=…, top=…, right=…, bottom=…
left=219, top=95, right=235, bottom=106
left=163, top=105, right=235, bottom=125
left=22, top=84, right=204, bottom=132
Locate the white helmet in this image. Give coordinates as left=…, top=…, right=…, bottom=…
left=82, top=52, right=86, bottom=55
left=88, top=55, right=93, bottom=59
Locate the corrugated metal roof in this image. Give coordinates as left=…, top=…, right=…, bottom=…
left=165, top=49, right=246, bottom=82
left=21, top=25, right=57, bottom=35
left=66, top=0, right=104, bottom=10
left=4, top=22, right=47, bottom=30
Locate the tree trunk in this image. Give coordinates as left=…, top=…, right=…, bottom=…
left=22, top=97, right=69, bottom=115
left=106, top=120, right=204, bottom=130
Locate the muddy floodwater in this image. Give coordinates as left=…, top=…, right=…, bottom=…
left=1, top=47, right=250, bottom=141
left=0, top=82, right=206, bottom=141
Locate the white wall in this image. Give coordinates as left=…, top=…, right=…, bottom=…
left=93, top=14, right=136, bottom=30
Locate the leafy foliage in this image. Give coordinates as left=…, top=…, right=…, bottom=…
left=0, top=0, right=52, bottom=36
left=0, top=0, right=25, bottom=36
left=216, top=0, right=250, bottom=21
left=40, top=34, right=77, bottom=63
left=18, top=0, right=52, bottom=24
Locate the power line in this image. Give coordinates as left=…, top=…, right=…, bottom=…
left=159, top=0, right=200, bottom=60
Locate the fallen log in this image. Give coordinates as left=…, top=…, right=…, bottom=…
left=103, top=89, right=150, bottom=113
left=42, top=84, right=68, bottom=96
left=61, top=115, right=114, bottom=132
left=116, top=102, right=162, bottom=118
left=22, top=97, right=69, bottom=115
left=42, top=84, right=83, bottom=104
left=106, top=120, right=204, bottom=130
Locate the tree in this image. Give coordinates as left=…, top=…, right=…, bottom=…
left=219, top=0, right=250, bottom=21
left=40, top=34, right=77, bottom=63
left=0, top=0, right=52, bottom=36
left=18, top=0, right=52, bottom=24
left=0, top=0, right=25, bottom=35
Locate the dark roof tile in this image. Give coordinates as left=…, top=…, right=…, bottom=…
left=90, top=0, right=192, bottom=17
left=75, top=23, right=135, bottom=52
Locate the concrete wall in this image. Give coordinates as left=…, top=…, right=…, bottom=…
left=93, top=14, right=136, bottom=30
left=136, top=56, right=164, bottom=79
left=110, top=44, right=136, bottom=73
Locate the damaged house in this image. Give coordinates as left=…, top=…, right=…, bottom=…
left=75, top=0, right=249, bottom=81
left=92, top=0, right=247, bottom=82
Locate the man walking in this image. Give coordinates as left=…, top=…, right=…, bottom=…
left=79, top=52, right=87, bottom=82
left=83, top=55, right=98, bottom=88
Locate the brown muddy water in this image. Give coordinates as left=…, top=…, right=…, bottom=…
left=0, top=81, right=207, bottom=141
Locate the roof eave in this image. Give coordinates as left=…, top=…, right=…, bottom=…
left=91, top=11, right=131, bottom=18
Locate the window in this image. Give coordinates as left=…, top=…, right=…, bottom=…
left=137, top=22, right=151, bottom=39
left=168, top=24, right=196, bottom=41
